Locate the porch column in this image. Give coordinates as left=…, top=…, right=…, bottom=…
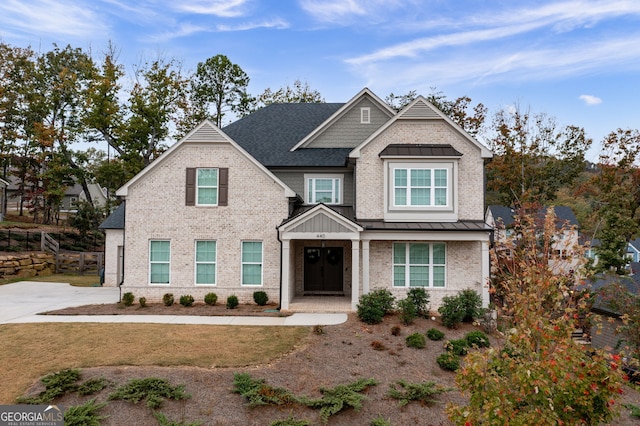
left=362, top=239, right=370, bottom=295
left=481, top=240, right=490, bottom=308
left=351, top=238, right=360, bottom=311
left=280, top=238, right=291, bottom=310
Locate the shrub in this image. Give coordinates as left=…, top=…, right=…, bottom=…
left=298, top=378, right=378, bottom=424
left=17, top=369, right=81, bottom=404
left=233, top=372, right=295, bottom=407
left=405, top=332, right=426, bottom=349
left=179, top=294, right=194, bottom=307
left=204, top=292, right=218, bottom=306
left=445, top=339, right=469, bottom=356
left=357, top=289, right=395, bottom=324
left=139, top=297, right=147, bottom=308
left=163, top=293, right=174, bottom=306
left=153, top=411, right=203, bottom=426
left=437, top=352, right=460, bottom=371
left=396, top=297, right=417, bottom=325
left=426, top=328, right=445, bottom=341
left=459, top=288, right=483, bottom=322
left=438, top=295, right=465, bottom=328
left=271, top=415, right=311, bottom=426
left=64, top=399, right=108, bottom=426
left=465, top=330, right=490, bottom=348
left=390, top=325, right=402, bottom=336
left=371, top=340, right=387, bottom=351
left=77, top=377, right=110, bottom=396
left=227, top=295, right=239, bottom=309
left=253, top=291, right=269, bottom=306
left=121, top=292, right=134, bottom=306
left=387, top=379, right=452, bottom=407
left=407, top=287, right=430, bottom=318
left=370, top=416, right=392, bottom=426
left=108, top=377, right=190, bottom=409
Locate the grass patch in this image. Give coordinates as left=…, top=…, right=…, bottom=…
left=0, top=323, right=308, bottom=403
left=0, top=273, right=100, bottom=287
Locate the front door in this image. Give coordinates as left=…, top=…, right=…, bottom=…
left=303, top=247, right=343, bottom=293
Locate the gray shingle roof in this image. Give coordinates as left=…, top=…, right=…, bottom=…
left=222, top=103, right=350, bottom=167
left=99, top=202, right=125, bottom=229
left=488, top=205, right=579, bottom=228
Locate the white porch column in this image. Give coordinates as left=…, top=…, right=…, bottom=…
left=481, top=240, right=490, bottom=308
left=351, top=239, right=360, bottom=310
left=362, top=239, right=370, bottom=295
left=280, top=238, right=291, bottom=310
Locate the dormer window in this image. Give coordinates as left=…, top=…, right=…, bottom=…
left=361, top=107, right=370, bottom=124
left=305, top=174, right=343, bottom=204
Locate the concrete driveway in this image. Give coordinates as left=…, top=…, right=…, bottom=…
left=0, top=281, right=120, bottom=324
left=0, top=281, right=348, bottom=326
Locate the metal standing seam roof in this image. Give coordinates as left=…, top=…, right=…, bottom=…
left=222, top=103, right=351, bottom=167
left=379, top=144, right=463, bottom=157
left=358, top=220, right=492, bottom=232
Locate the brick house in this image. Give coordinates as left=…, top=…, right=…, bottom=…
left=100, top=88, right=493, bottom=311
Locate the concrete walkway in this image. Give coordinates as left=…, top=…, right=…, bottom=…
left=0, top=281, right=348, bottom=326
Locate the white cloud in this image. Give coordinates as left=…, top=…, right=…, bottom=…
left=173, top=0, right=250, bottom=18
left=216, top=19, right=289, bottom=32
left=0, top=0, right=107, bottom=39
left=146, top=23, right=211, bottom=43
left=298, top=0, right=409, bottom=24
left=579, top=94, right=603, bottom=105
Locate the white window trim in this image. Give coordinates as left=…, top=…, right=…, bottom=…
left=241, top=240, right=263, bottom=286
left=392, top=168, right=449, bottom=208
left=392, top=242, right=447, bottom=288
left=384, top=160, right=458, bottom=222
left=149, top=240, right=170, bottom=285
left=195, top=240, right=217, bottom=286
left=196, top=167, right=219, bottom=206
left=361, top=107, right=371, bottom=124
left=304, top=174, right=343, bottom=205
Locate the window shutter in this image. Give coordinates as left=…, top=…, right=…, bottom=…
left=185, top=168, right=196, bottom=206
left=218, top=168, right=228, bottom=206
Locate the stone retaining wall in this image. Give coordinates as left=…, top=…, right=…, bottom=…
left=0, top=252, right=55, bottom=280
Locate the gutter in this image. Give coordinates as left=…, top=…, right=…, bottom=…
left=276, top=225, right=282, bottom=311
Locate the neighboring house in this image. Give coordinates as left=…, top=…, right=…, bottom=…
left=485, top=205, right=581, bottom=273
left=0, top=178, right=8, bottom=221
left=583, top=237, right=640, bottom=269
left=61, top=183, right=109, bottom=212
left=581, top=264, right=640, bottom=367
left=101, top=88, right=493, bottom=311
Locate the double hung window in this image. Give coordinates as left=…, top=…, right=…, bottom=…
left=242, top=241, right=263, bottom=285
left=393, top=168, right=448, bottom=207
left=149, top=240, right=170, bottom=284
left=393, top=242, right=446, bottom=287
left=195, top=240, right=216, bottom=285
left=306, top=175, right=342, bottom=204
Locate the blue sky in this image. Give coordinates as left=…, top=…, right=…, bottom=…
left=1, top=0, right=640, bottom=161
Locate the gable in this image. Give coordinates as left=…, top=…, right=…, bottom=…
left=279, top=204, right=363, bottom=237
left=116, top=120, right=295, bottom=198
left=297, top=96, right=395, bottom=149
left=291, top=88, right=395, bottom=150
left=350, top=96, right=492, bottom=159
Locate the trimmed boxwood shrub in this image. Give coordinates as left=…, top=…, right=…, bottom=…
left=122, top=292, right=134, bottom=306
left=426, top=328, right=445, bottom=341
left=396, top=298, right=417, bottom=325
left=445, top=339, right=469, bottom=356
left=465, top=330, right=490, bottom=348
left=227, top=295, right=239, bottom=309
left=437, top=352, right=460, bottom=371
left=163, top=293, right=174, bottom=307
left=253, top=291, right=269, bottom=306
left=356, top=289, right=395, bottom=324
left=204, top=292, right=218, bottom=306
left=138, top=297, right=147, bottom=307
left=406, top=332, right=426, bottom=349
left=179, top=294, right=194, bottom=307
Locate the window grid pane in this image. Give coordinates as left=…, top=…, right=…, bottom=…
left=242, top=241, right=262, bottom=285
left=150, top=241, right=170, bottom=284
left=393, top=243, right=446, bottom=288
left=309, top=178, right=340, bottom=204
left=196, top=241, right=216, bottom=285
left=392, top=167, right=449, bottom=207
left=197, top=168, right=218, bottom=205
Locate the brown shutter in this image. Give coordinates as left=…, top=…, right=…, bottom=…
left=218, top=168, right=228, bottom=206
left=185, top=168, right=196, bottom=206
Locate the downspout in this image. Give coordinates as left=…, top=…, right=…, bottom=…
left=118, top=200, right=126, bottom=302
left=276, top=225, right=282, bottom=311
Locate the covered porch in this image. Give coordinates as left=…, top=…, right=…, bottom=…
left=278, top=204, right=363, bottom=311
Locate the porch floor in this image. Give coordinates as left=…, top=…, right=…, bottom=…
left=287, top=295, right=353, bottom=313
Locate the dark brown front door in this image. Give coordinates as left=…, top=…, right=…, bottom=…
left=304, top=247, right=343, bottom=293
